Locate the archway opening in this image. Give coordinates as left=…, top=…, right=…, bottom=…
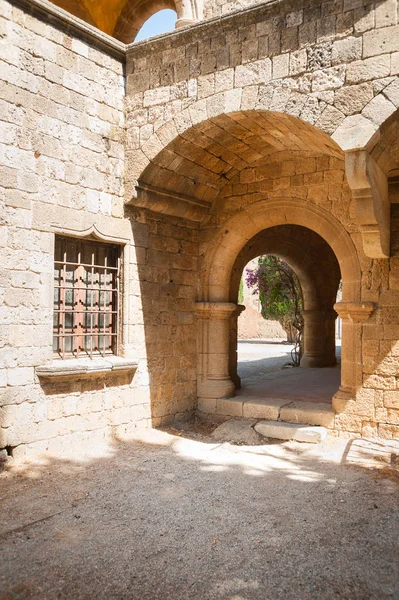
left=133, top=109, right=363, bottom=428
left=134, top=9, right=177, bottom=41
left=225, top=225, right=342, bottom=419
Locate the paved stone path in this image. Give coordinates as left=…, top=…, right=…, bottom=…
left=238, top=339, right=295, bottom=380
left=1, top=429, right=398, bottom=600
left=237, top=340, right=342, bottom=406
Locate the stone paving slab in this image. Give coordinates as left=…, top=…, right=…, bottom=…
left=254, top=420, right=328, bottom=443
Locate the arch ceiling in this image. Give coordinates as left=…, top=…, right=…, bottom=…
left=138, top=111, right=344, bottom=208
left=49, top=0, right=175, bottom=42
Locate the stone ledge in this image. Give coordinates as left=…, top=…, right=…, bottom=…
left=9, top=0, right=126, bottom=59
left=36, top=357, right=138, bottom=380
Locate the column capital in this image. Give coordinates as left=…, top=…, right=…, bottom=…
left=195, top=302, right=242, bottom=319
left=334, top=301, right=374, bottom=322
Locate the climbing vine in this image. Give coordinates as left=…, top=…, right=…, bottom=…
left=245, top=256, right=304, bottom=365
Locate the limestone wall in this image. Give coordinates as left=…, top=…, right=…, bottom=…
left=125, top=0, right=399, bottom=440
left=0, top=0, right=145, bottom=460
left=126, top=0, right=399, bottom=180
left=2, top=0, right=399, bottom=457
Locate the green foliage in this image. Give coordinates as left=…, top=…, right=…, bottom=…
left=245, top=255, right=304, bottom=361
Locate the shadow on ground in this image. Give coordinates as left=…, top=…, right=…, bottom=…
left=0, top=428, right=398, bottom=600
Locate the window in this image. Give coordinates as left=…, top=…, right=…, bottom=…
left=53, top=236, right=121, bottom=359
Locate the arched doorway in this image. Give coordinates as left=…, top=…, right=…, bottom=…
left=134, top=109, right=368, bottom=428
left=196, top=199, right=362, bottom=425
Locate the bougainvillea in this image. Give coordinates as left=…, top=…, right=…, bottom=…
left=245, top=256, right=303, bottom=365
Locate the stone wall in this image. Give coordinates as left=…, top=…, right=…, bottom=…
left=125, top=0, right=399, bottom=440
left=0, top=0, right=147, bottom=460
left=128, top=208, right=199, bottom=426
left=2, top=0, right=399, bottom=458
left=126, top=0, right=399, bottom=183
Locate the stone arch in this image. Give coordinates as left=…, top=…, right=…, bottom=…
left=332, top=83, right=399, bottom=152
left=128, top=84, right=399, bottom=198
left=199, top=199, right=360, bottom=303
left=196, top=199, right=363, bottom=411
left=114, top=0, right=176, bottom=43
left=131, top=109, right=343, bottom=203
left=228, top=225, right=342, bottom=386
left=114, top=0, right=201, bottom=42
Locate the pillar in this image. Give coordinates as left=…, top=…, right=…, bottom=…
left=300, top=309, right=337, bottom=368
left=332, top=301, right=374, bottom=411
left=175, top=0, right=197, bottom=28
left=196, top=302, right=238, bottom=399
left=229, top=304, right=245, bottom=389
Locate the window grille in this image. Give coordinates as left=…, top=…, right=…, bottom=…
left=53, top=236, right=120, bottom=359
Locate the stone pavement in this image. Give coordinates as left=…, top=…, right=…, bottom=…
left=237, top=340, right=341, bottom=404
left=0, top=428, right=398, bottom=600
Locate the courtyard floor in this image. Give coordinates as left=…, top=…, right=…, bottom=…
left=237, top=340, right=341, bottom=404
left=1, top=424, right=399, bottom=599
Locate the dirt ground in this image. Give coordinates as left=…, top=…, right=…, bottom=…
left=1, top=422, right=398, bottom=600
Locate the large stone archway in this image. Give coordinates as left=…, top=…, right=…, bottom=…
left=196, top=198, right=367, bottom=419
left=228, top=225, right=342, bottom=387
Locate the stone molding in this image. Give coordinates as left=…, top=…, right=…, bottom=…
left=345, top=149, right=390, bottom=259
left=36, top=357, right=138, bottom=380
left=9, top=0, right=126, bottom=59
left=51, top=224, right=130, bottom=246
left=196, top=302, right=240, bottom=319
left=135, top=183, right=209, bottom=222
left=334, top=301, right=375, bottom=323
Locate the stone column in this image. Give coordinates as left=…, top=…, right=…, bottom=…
left=300, top=309, right=337, bottom=368
left=175, top=0, right=197, bottom=28
left=229, top=304, right=245, bottom=389
left=332, top=302, right=374, bottom=411
left=196, top=302, right=238, bottom=399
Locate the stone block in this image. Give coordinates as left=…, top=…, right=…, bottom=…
left=363, top=25, right=399, bottom=58
left=242, top=397, right=286, bottom=420
left=254, top=420, right=327, bottom=443
left=272, top=54, right=289, bottom=79
left=362, top=94, right=396, bottom=125
left=216, top=397, right=243, bottom=417
left=235, top=59, right=271, bottom=87
left=384, top=391, right=399, bottom=408
left=332, top=37, right=362, bottom=65
left=7, top=367, right=34, bottom=386
left=280, top=401, right=335, bottom=427
left=375, top=0, right=397, bottom=28
left=334, top=83, right=373, bottom=115
left=346, top=55, right=391, bottom=84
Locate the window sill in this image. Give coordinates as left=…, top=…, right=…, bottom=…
left=35, top=357, right=138, bottom=380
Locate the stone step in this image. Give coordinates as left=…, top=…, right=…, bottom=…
left=254, top=420, right=327, bottom=443
left=199, top=395, right=335, bottom=428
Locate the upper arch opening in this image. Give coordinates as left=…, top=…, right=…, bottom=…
left=134, top=9, right=177, bottom=42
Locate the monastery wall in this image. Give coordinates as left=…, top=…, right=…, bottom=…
left=0, top=1, right=143, bottom=460
left=1, top=0, right=399, bottom=459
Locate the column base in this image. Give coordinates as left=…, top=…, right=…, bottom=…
left=300, top=352, right=337, bottom=368
left=332, top=386, right=355, bottom=412
left=197, top=377, right=235, bottom=399
left=175, top=18, right=197, bottom=28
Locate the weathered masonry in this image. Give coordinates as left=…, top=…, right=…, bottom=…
left=1, top=0, right=399, bottom=459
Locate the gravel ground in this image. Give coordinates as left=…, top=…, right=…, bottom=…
left=1, top=427, right=398, bottom=600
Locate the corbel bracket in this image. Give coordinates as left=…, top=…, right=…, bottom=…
left=345, top=149, right=390, bottom=258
